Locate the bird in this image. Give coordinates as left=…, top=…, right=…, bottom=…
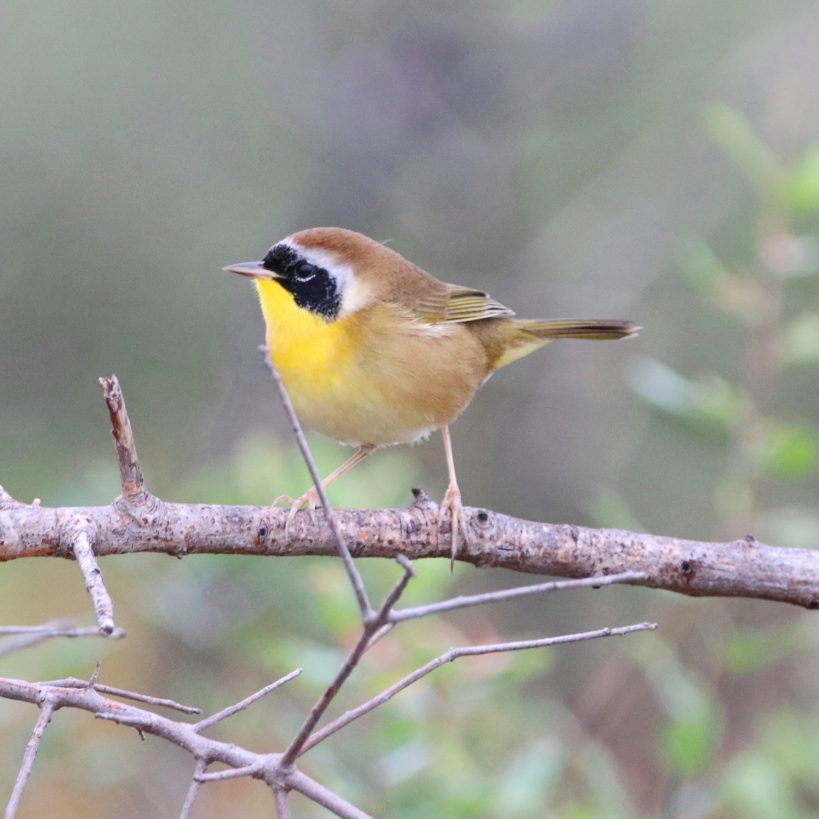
left=225, top=227, right=638, bottom=566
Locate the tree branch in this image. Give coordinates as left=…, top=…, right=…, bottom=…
left=2, top=493, right=816, bottom=608
left=280, top=556, right=415, bottom=766
left=0, top=377, right=673, bottom=819
left=389, top=570, right=646, bottom=622
left=99, top=375, right=145, bottom=501
left=0, top=622, right=125, bottom=659
left=273, top=785, right=292, bottom=819
left=300, top=621, right=657, bottom=755
left=5, top=698, right=54, bottom=819
left=179, top=759, right=207, bottom=819
left=194, top=669, right=302, bottom=733
left=1, top=375, right=815, bottom=609
left=35, top=675, right=201, bottom=715
left=64, top=517, right=116, bottom=634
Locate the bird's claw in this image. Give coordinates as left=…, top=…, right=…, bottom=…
left=438, top=484, right=466, bottom=571
left=274, top=487, right=321, bottom=534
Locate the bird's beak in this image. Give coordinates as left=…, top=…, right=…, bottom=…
left=222, top=261, right=280, bottom=280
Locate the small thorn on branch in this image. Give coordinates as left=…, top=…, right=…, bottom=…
left=410, top=487, right=434, bottom=510
left=0, top=484, right=17, bottom=507
left=88, top=661, right=103, bottom=688
left=99, top=374, right=145, bottom=502
left=65, top=518, right=116, bottom=635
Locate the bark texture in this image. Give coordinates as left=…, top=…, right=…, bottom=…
left=1, top=490, right=816, bottom=609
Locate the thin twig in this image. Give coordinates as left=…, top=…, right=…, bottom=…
left=5, top=697, right=55, bottom=819
left=0, top=624, right=124, bottom=637
left=281, top=557, right=417, bottom=766
left=301, top=622, right=657, bottom=755
left=274, top=787, right=291, bottom=819
left=65, top=518, right=115, bottom=634
left=361, top=558, right=415, bottom=652
left=99, top=375, right=145, bottom=501
left=195, top=763, right=261, bottom=783
left=91, top=684, right=200, bottom=714
left=179, top=759, right=207, bottom=819
left=280, top=629, right=372, bottom=767
left=195, top=669, right=302, bottom=733
left=38, top=677, right=201, bottom=714
left=364, top=622, right=395, bottom=652
left=0, top=623, right=125, bottom=659
left=288, top=770, right=374, bottom=819
left=378, top=556, right=416, bottom=618
left=390, top=570, right=647, bottom=622
left=261, top=348, right=372, bottom=620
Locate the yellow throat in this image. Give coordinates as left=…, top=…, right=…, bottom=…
left=255, top=278, right=358, bottom=401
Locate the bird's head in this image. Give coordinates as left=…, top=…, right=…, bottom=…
left=224, top=227, right=398, bottom=322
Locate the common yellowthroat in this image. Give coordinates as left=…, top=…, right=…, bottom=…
left=225, top=227, right=638, bottom=564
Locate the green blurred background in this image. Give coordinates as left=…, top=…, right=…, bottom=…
left=2, top=1, right=819, bottom=816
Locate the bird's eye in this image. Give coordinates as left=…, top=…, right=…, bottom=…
left=294, top=262, right=316, bottom=281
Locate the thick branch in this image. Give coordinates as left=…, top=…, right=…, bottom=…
left=1, top=493, right=816, bottom=608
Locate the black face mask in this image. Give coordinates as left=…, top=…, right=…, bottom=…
left=263, top=245, right=341, bottom=321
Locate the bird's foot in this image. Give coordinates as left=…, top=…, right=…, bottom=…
left=272, top=493, right=299, bottom=508
left=438, top=484, right=466, bottom=571
left=273, top=487, right=321, bottom=532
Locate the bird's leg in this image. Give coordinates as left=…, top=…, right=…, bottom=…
left=438, top=426, right=466, bottom=570
left=275, top=445, right=376, bottom=530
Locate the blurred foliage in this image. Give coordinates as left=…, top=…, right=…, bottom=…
left=2, top=1, right=819, bottom=817
left=622, top=101, right=819, bottom=818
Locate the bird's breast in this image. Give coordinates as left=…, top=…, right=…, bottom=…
left=256, top=281, right=489, bottom=445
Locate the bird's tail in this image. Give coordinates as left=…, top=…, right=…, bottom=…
left=493, top=318, right=640, bottom=369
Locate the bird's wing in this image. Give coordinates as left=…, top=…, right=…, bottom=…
left=411, top=282, right=516, bottom=324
